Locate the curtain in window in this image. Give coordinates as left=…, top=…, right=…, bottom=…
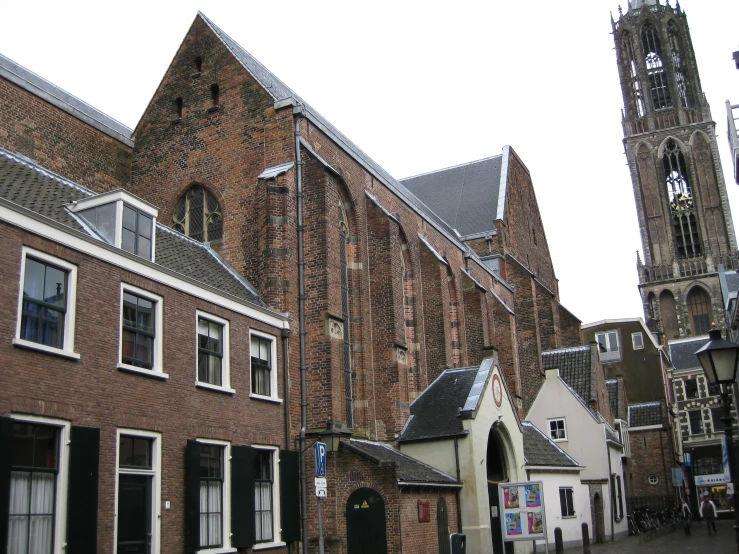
left=199, top=480, right=222, bottom=547
left=254, top=482, right=273, bottom=542
left=8, top=471, right=55, bottom=554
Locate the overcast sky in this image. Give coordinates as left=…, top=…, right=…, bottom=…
left=2, top=0, right=738, bottom=324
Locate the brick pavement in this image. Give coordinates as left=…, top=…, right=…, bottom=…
left=562, top=519, right=736, bottom=553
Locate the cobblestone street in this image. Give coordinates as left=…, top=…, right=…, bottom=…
left=562, top=519, right=736, bottom=553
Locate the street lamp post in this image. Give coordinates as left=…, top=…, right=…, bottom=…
left=314, top=419, right=351, bottom=554
left=695, top=327, right=739, bottom=553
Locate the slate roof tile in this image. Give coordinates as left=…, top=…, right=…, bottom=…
left=344, top=440, right=458, bottom=485
left=0, top=148, right=265, bottom=306
left=606, top=379, right=620, bottom=419
left=542, top=346, right=593, bottom=403
left=521, top=422, right=579, bottom=467
left=399, top=368, right=477, bottom=442
left=669, top=337, right=709, bottom=371
left=629, top=402, right=663, bottom=428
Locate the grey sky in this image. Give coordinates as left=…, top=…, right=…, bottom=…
left=2, top=0, right=738, bottom=324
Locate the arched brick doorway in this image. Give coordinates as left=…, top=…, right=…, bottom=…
left=593, top=492, right=605, bottom=543
left=345, top=488, right=388, bottom=554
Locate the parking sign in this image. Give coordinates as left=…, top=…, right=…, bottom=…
left=315, top=442, right=327, bottom=477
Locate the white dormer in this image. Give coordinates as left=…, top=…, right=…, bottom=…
left=69, top=190, right=158, bottom=261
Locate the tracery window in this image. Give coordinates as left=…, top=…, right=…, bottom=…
left=663, top=140, right=700, bottom=258
left=668, top=22, right=690, bottom=108
left=622, top=32, right=646, bottom=118
left=641, top=22, right=672, bottom=110
left=687, top=287, right=712, bottom=336
left=339, top=202, right=353, bottom=427
left=172, top=186, right=223, bottom=242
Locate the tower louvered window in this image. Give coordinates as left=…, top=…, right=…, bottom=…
left=642, top=22, right=672, bottom=110
left=668, top=22, right=690, bottom=108
left=687, top=287, right=712, bottom=336
left=623, top=33, right=646, bottom=118
left=172, top=186, right=223, bottom=242
left=339, top=203, right=353, bottom=427
left=663, top=140, right=701, bottom=258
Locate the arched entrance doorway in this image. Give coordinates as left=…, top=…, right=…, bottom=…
left=346, top=488, right=388, bottom=554
left=487, top=425, right=514, bottom=554
left=593, top=492, right=605, bottom=543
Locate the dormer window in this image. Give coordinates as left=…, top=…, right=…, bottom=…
left=70, top=190, right=158, bottom=261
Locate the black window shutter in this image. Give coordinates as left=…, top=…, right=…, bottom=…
left=231, top=445, right=256, bottom=549
left=559, top=489, right=566, bottom=516
left=66, top=426, right=100, bottom=554
left=185, top=440, right=201, bottom=553
left=280, top=449, right=301, bottom=543
left=0, top=417, right=13, bottom=552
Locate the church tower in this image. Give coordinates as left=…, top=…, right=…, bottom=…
left=613, top=0, right=737, bottom=341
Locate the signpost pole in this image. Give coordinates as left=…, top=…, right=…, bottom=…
left=315, top=442, right=327, bottom=554
left=317, top=497, right=324, bottom=554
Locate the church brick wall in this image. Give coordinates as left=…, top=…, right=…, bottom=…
left=628, top=429, right=675, bottom=498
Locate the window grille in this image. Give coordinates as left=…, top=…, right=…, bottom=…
left=623, top=33, right=646, bottom=118
left=668, top=22, right=690, bottom=108
left=172, top=186, right=223, bottom=243
left=686, top=288, right=712, bottom=335
left=642, top=22, right=672, bottom=110
left=663, top=140, right=701, bottom=258
left=339, top=203, right=353, bottom=427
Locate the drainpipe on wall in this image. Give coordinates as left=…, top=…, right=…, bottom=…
left=282, top=328, right=291, bottom=449
left=454, top=437, right=463, bottom=532
left=294, top=110, right=309, bottom=554
left=606, top=439, right=614, bottom=542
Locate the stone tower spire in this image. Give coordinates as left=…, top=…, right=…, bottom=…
left=612, top=1, right=737, bottom=340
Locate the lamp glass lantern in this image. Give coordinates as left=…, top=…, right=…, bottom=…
left=318, top=419, right=349, bottom=452
left=695, top=328, right=739, bottom=386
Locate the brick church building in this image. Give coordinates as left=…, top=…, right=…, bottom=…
left=0, top=11, right=590, bottom=554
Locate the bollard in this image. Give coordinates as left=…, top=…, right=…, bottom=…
left=581, top=522, right=591, bottom=554
left=554, top=527, right=564, bottom=554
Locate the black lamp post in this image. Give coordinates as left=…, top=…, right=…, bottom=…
left=695, top=327, right=739, bottom=552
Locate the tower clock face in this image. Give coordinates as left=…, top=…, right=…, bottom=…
left=492, top=373, right=503, bottom=407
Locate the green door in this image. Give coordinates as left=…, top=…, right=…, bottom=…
left=346, top=488, right=388, bottom=554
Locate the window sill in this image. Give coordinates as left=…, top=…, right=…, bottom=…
left=250, top=393, right=283, bottom=404
left=13, top=338, right=80, bottom=360
left=552, top=438, right=568, bottom=443
left=117, top=363, right=169, bottom=380
left=196, top=548, right=236, bottom=554
left=561, top=514, right=577, bottom=519
left=196, top=382, right=236, bottom=395
left=253, top=541, right=287, bottom=551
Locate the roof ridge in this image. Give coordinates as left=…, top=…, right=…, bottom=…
left=0, top=147, right=94, bottom=196
left=629, top=401, right=662, bottom=408
left=543, top=345, right=591, bottom=355
left=399, top=154, right=504, bottom=182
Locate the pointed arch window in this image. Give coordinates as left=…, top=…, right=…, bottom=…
left=399, top=243, right=409, bottom=345
left=663, top=140, right=700, bottom=258
left=687, top=287, right=712, bottom=336
left=668, top=22, right=690, bottom=108
left=642, top=22, right=672, bottom=110
left=338, top=202, right=353, bottom=427
left=172, top=186, right=223, bottom=242
left=622, top=32, right=646, bottom=118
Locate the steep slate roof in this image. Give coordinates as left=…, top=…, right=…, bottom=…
left=0, top=147, right=265, bottom=305
left=521, top=422, right=580, bottom=468
left=542, top=346, right=593, bottom=403
left=399, top=368, right=477, bottom=442
left=343, top=440, right=458, bottom=485
left=0, top=53, right=133, bottom=145
left=606, top=380, right=620, bottom=419
left=400, top=155, right=504, bottom=238
left=669, top=337, right=709, bottom=371
left=629, top=402, right=663, bottom=428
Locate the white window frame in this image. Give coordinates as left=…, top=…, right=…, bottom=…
left=118, top=283, right=167, bottom=379
left=196, top=311, right=233, bottom=394
left=196, top=439, right=233, bottom=554
left=548, top=418, right=567, bottom=442
left=596, top=330, right=621, bottom=362
left=9, top=414, right=71, bottom=554
left=249, top=330, right=280, bottom=403
left=14, top=247, right=79, bottom=360
left=114, top=429, right=162, bottom=554
left=252, top=445, right=285, bottom=551
left=631, top=332, right=644, bottom=350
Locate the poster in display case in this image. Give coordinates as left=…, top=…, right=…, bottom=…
left=498, top=481, right=548, bottom=551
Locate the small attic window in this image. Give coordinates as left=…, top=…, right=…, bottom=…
left=174, top=97, right=183, bottom=120
left=194, top=56, right=203, bottom=72
left=210, top=84, right=220, bottom=108
left=70, top=191, right=158, bottom=261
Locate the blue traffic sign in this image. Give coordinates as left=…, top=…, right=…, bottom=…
left=315, top=442, right=327, bottom=477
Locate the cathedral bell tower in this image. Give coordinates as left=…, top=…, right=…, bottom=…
left=612, top=0, right=737, bottom=340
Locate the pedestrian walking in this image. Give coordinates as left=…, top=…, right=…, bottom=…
left=699, top=491, right=718, bottom=535
left=682, top=499, right=692, bottom=536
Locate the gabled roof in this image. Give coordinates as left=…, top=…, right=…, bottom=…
left=0, top=147, right=266, bottom=306
left=343, top=440, right=459, bottom=486
left=197, top=12, right=460, bottom=248
left=521, top=421, right=580, bottom=468
left=629, top=402, right=663, bottom=428
left=0, top=53, right=133, bottom=146
left=542, top=346, right=593, bottom=403
left=400, top=155, right=505, bottom=238
left=669, top=336, right=709, bottom=371
left=399, top=367, right=477, bottom=442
